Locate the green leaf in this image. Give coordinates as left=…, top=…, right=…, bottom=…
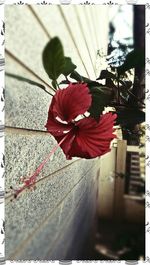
left=97, top=70, right=117, bottom=80
left=88, top=86, right=113, bottom=120
left=119, top=86, right=130, bottom=102
left=59, top=80, right=70, bottom=85
left=70, top=69, right=114, bottom=120
left=70, top=71, right=104, bottom=88
left=117, top=49, right=145, bottom=75
left=116, top=109, right=145, bottom=126
left=120, top=80, right=132, bottom=89
left=70, top=70, right=113, bottom=120
left=70, top=70, right=93, bottom=83
left=89, top=86, right=112, bottom=96
left=118, top=81, right=132, bottom=102
left=62, top=57, right=77, bottom=76
left=52, top=80, right=57, bottom=90
left=70, top=70, right=83, bottom=81
left=42, top=37, right=65, bottom=80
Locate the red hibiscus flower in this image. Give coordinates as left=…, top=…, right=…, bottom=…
left=45, top=83, right=117, bottom=159
left=11, top=83, right=117, bottom=198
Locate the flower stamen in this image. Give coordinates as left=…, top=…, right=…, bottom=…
left=11, top=133, right=69, bottom=199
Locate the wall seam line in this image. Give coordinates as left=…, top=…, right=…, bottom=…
left=28, top=6, right=51, bottom=39
left=5, top=158, right=81, bottom=201
left=74, top=5, right=97, bottom=79
left=58, top=5, right=90, bottom=78
left=5, top=126, right=49, bottom=135
left=8, top=161, right=99, bottom=259
left=5, top=50, right=55, bottom=93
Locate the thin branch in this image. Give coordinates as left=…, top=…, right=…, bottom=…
left=128, top=89, right=145, bottom=107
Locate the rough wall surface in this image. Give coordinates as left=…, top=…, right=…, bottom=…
left=5, top=5, right=109, bottom=260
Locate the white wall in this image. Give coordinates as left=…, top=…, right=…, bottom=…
left=5, top=5, right=109, bottom=260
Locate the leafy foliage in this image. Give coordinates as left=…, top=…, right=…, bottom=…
left=117, top=49, right=145, bottom=75
left=7, top=36, right=145, bottom=137
left=97, top=69, right=117, bottom=80
left=70, top=70, right=93, bottom=83
left=70, top=70, right=114, bottom=119
left=62, top=57, right=77, bottom=76
left=88, top=86, right=113, bottom=120
left=41, top=37, right=145, bottom=127
left=116, top=109, right=145, bottom=126
left=42, top=38, right=77, bottom=86
left=42, top=37, right=65, bottom=81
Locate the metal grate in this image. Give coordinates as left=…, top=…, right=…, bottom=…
left=125, top=152, right=145, bottom=196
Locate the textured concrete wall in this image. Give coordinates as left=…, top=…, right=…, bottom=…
left=5, top=5, right=109, bottom=260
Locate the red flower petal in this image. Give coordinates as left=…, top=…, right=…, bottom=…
left=52, top=130, right=76, bottom=159
left=49, top=83, right=92, bottom=122
left=45, top=111, right=73, bottom=136
left=69, top=113, right=116, bottom=159
left=53, top=113, right=117, bottom=159
left=45, top=82, right=117, bottom=159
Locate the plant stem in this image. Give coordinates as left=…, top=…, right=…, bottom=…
left=128, top=90, right=145, bottom=107
left=41, top=87, right=54, bottom=97
left=56, top=80, right=60, bottom=89
left=117, top=72, right=120, bottom=103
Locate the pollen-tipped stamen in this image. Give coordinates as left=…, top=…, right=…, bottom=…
left=12, top=133, right=69, bottom=199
